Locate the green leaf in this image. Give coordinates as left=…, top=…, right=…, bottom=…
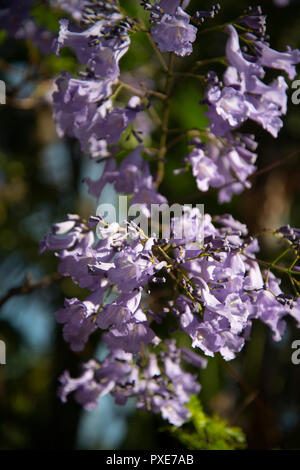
left=170, top=396, right=246, bottom=450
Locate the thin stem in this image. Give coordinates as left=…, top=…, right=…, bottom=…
left=264, top=247, right=292, bottom=284
left=167, top=129, right=201, bottom=151
left=289, top=273, right=299, bottom=296
left=250, top=149, right=300, bottom=180
left=244, top=255, right=300, bottom=276
left=173, top=72, right=206, bottom=81
left=195, top=57, right=227, bottom=67
left=136, top=19, right=168, bottom=72
left=148, top=105, right=162, bottom=126
left=197, top=23, right=230, bottom=36
left=111, top=83, right=124, bottom=100
left=155, top=52, right=175, bottom=189
left=118, top=80, right=167, bottom=100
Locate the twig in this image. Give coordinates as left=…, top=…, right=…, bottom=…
left=167, top=129, right=202, bottom=151
left=229, top=390, right=259, bottom=425
left=220, top=358, right=268, bottom=412
left=118, top=80, right=167, bottom=100
left=197, top=23, right=229, bottom=36
left=250, top=149, right=300, bottom=180
left=136, top=19, right=168, bottom=72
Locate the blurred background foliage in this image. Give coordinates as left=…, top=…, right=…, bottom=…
left=0, top=0, right=300, bottom=450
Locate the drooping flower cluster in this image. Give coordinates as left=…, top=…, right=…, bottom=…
left=172, top=7, right=300, bottom=202
left=58, top=341, right=206, bottom=426
left=183, top=132, right=258, bottom=203
left=84, top=146, right=167, bottom=211
left=40, top=201, right=300, bottom=423
left=205, top=23, right=298, bottom=138
left=51, top=1, right=144, bottom=159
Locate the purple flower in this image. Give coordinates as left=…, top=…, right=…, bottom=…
left=108, top=243, right=166, bottom=292
left=206, top=85, right=249, bottom=134
left=225, top=25, right=264, bottom=77
left=75, top=97, right=141, bottom=157
left=205, top=25, right=292, bottom=139
left=157, top=397, right=191, bottom=426
left=58, top=351, right=133, bottom=409
left=159, top=0, right=181, bottom=15
left=40, top=214, right=85, bottom=253
left=97, top=291, right=142, bottom=331
left=84, top=158, right=118, bottom=199
left=51, top=0, right=85, bottom=21
left=182, top=133, right=257, bottom=203
left=257, top=42, right=300, bottom=80
left=52, top=72, right=113, bottom=138
left=58, top=340, right=203, bottom=426
left=104, top=322, right=157, bottom=354
left=58, top=364, right=98, bottom=407
left=114, top=147, right=148, bottom=195
left=214, top=214, right=248, bottom=236
left=189, top=148, right=225, bottom=191
left=151, top=7, right=197, bottom=56
left=56, top=295, right=101, bottom=351
left=56, top=19, right=129, bottom=80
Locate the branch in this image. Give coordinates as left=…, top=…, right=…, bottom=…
left=155, top=52, right=175, bottom=189
left=0, top=273, right=62, bottom=309
left=249, top=149, right=300, bottom=180
left=118, top=80, right=167, bottom=100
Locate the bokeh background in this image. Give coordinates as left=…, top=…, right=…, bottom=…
left=0, top=0, right=300, bottom=450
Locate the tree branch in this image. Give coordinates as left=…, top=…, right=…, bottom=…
left=0, top=273, right=62, bottom=309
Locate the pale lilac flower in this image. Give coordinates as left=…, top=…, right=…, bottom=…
left=151, top=7, right=197, bottom=56
left=189, top=148, right=225, bottom=191
left=257, top=42, right=300, bottom=80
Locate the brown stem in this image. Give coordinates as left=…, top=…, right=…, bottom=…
left=250, top=149, right=300, bottom=179
left=155, top=53, right=175, bottom=189
left=136, top=19, right=168, bottom=72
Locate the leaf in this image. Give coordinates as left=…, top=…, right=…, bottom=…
left=170, top=395, right=246, bottom=450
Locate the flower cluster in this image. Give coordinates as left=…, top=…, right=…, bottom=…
left=52, top=0, right=143, bottom=159
left=40, top=205, right=300, bottom=423
left=142, top=1, right=221, bottom=57
left=6, top=0, right=300, bottom=427
left=181, top=9, right=300, bottom=201
left=84, top=146, right=167, bottom=212
left=205, top=23, right=298, bottom=138
left=183, top=132, right=258, bottom=203
left=58, top=341, right=206, bottom=426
